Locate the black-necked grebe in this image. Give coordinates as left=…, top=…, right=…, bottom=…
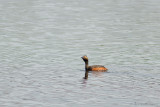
left=81, top=55, right=108, bottom=71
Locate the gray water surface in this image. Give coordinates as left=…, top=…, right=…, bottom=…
left=0, top=0, right=160, bottom=107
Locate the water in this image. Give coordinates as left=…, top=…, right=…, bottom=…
left=0, top=0, right=160, bottom=107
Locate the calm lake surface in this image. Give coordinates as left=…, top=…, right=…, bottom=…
left=0, top=0, right=160, bottom=107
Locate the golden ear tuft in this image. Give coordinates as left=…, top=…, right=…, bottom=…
left=84, top=55, right=88, bottom=59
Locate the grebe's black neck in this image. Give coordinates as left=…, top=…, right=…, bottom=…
left=84, top=60, right=89, bottom=70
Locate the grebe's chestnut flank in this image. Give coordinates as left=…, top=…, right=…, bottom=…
left=81, top=55, right=108, bottom=72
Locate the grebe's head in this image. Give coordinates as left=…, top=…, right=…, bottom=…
left=81, top=55, right=88, bottom=61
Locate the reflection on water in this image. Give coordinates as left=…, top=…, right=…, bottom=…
left=84, top=70, right=89, bottom=79
left=0, top=0, right=160, bottom=107
left=83, top=70, right=107, bottom=79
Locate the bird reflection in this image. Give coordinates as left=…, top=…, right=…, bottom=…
left=83, top=70, right=104, bottom=80
left=83, top=70, right=89, bottom=79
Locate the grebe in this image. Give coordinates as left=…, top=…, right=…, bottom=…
left=81, top=55, right=108, bottom=71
